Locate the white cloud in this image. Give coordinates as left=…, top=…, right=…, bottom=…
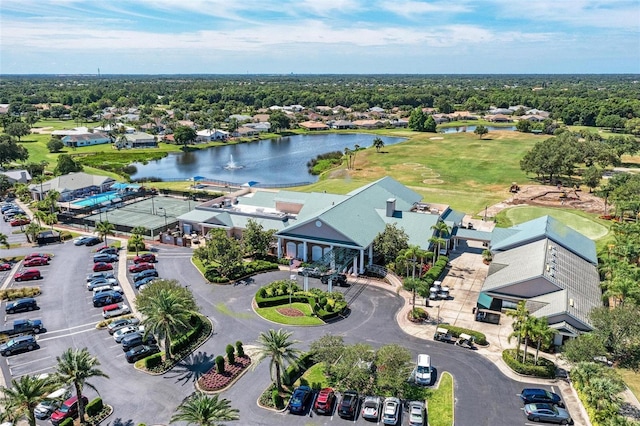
left=378, top=0, right=472, bottom=18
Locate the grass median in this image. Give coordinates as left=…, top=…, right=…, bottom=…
left=255, top=302, right=324, bottom=326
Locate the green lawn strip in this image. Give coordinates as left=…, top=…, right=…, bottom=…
left=618, top=369, right=640, bottom=401
left=428, top=372, right=454, bottom=426
left=294, top=362, right=331, bottom=388
left=215, top=302, right=253, bottom=319
left=255, top=302, right=324, bottom=326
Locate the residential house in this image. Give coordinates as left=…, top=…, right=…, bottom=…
left=228, top=114, right=253, bottom=123
left=0, top=169, right=31, bottom=184
left=62, top=132, right=110, bottom=148
left=245, top=122, right=271, bottom=132
left=299, top=121, right=330, bottom=131
left=252, top=114, right=271, bottom=123
left=486, top=114, right=513, bottom=123
left=116, top=132, right=157, bottom=149
left=330, top=120, right=355, bottom=129
left=233, top=126, right=259, bottom=137
left=196, top=129, right=230, bottom=142
left=352, top=119, right=384, bottom=129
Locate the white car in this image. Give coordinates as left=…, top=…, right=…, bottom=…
left=382, top=397, right=400, bottom=425
left=113, top=325, right=143, bottom=343
left=361, top=396, right=382, bottom=421
left=87, top=278, right=118, bottom=290
left=93, top=284, right=123, bottom=294
left=408, top=401, right=426, bottom=426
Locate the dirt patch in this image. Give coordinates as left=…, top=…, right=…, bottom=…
left=276, top=307, right=304, bottom=317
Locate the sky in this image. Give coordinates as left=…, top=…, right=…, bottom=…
left=1, top=0, right=639, bottom=75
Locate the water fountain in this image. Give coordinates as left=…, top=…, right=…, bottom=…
left=224, top=154, right=243, bottom=170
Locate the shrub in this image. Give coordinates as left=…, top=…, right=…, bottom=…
left=283, top=352, right=314, bottom=386
left=502, top=349, right=556, bottom=378
left=226, top=344, right=235, bottom=364
left=272, top=389, right=284, bottom=409
left=86, top=397, right=104, bottom=417
left=58, top=418, right=73, bottom=426
left=216, top=355, right=225, bottom=373
left=236, top=341, right=244, bottom=357
left=145, top=353, right=162, bottom=369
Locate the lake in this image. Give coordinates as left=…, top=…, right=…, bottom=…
left=129, top=133, right=405, bottom=186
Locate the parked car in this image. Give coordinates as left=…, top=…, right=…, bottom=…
left=133, top=269, right=159, bottom=282
left=121, top=332, right=156, bottom=351
left=297, top=267, right=324, bottom=278
left=93, top=284, right=123, bottom=295
left=107, top=317, right=140, bottom=335
left=5, top=298, right=38, bottom=314
left=133, top=253, right=156, bottom=264
left=1, top=204, right=17, bottom=213
left=128, top=262, right=155, bottom=273
left=314, top=387, right=335, bottom=415
left=134, top=276, right=157, bottom=289
left=289, top=385, right=312, bottom=415
left=96, top=246, right=118, bottom=255
left=93, top=253, right=118, bottom=263
left=34, top=387, right=70, bottom=420
left=320, top=273, right=348, bottom=286
left=84, top=237, right=102, bottom=246
left=113, top=325, right=143, bottom=343
left=92, top=290, right=122, bottom=307
left=25, top=253, right=51, bottom=261
left=0, top=318, right=44, bottom=335
left=23, top=257, right=48, bottom=267
left=0, top=263, right=12, bottom=271
left=125, top=344, right=160, bottom=363
left=361, top=396, right=383, bottom=421
left=86, top=271, right=115, bottom=282
left=382, top=397, right=401, bottom=425
left=87, top=277, right=118, bottom=290
left=408, top=401, right=426, bottom=426
left=10, top=218, right=30, bottom=227
left=73, top=236, right=92, bottom=246
left=338, top=390, right=359, bottom=419
left=0, top=335, right=39, bottom=356
left=520, top=388, right=564, bottom=407
left=93, top=262, right=113, bottom=272
left=524, top=403, right=573, bottom=424
left=102, top=303, right=131, bottom=319
left=50, top=395, right=88, bottom=426
left=14, top=268, right=42, bottom=281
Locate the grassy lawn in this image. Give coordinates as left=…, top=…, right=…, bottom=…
left=428, top=372, right=454, bottom=426
left=294, top=362, right=330, bottom=388
left=618, top=369, right=640, bottom=401
left=255, top=302, right=324, bottom=326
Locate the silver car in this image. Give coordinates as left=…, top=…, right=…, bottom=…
left=382, top=397, right=400, bottom=425
left=524, top=403, right=573, bottom=424
left=408, top=401, right=426, bottom=426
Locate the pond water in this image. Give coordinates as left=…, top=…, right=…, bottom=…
left=129, top=133, right=405, bottom=186
left=439, top=125, right=516, bottom=134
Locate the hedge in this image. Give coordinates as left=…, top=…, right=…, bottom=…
left=282, top=352, right=314, bottom=386
left=0, top=287, right=41, bottom=300
left=145, top=353, right=163, bottom=369
left=256, top=294, right=311, bottom=308
left=58, top=418, right=73, bottom=426
left=204, top=259, right=279, bottom=282
left=439, top=325, right=487, bottom=346
left=86, top=397, right=104, bottom=417
left=502, top=349, right=556, bottom=378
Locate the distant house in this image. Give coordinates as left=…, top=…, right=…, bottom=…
left=330, top=120, right=355, bottom=129
left=28, top=172, right=116, bottom=201
left=252, top=114, right=271, bottom=123
left=62, top=132, right=110, bottom=148
left=299, top=121, right=330, bottom=131
left=196, top=129, right=230, bottom=142
left=431, top=114, right=450, bottom=124
left=520, top=115, right=546, bottom=122
left=228, top=114, right=253, bottom=123
left=486, top=114, right=513, bottom=123
left=489, top=108, right=514, bottom=115
left=117, top=132, right=157, bottom=149
left=233, top=126, right=259, bottom=137
left=369, top=106, right=385, bottom=114
left=118, top=113, right=140, bottom=122
left=390, top=118, right=409, bottom=128
left=51, top=127, right=91, bottom=137
left=0, top=169, right=31, bottom=184
left=245, top=122, right=271, bottom=132
left=352, top=120, right=384, bottom=129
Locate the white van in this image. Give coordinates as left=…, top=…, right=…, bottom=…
left=102, top=303, right=131, bottom=319
left=415, top=354, right=432, bottom=385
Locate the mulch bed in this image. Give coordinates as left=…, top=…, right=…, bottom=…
left=276, top=307, right=304, bottom=317
left=197, top=355, right=252, bottom=392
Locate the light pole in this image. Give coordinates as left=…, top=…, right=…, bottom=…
left=157, top=207, right=168, bottom=230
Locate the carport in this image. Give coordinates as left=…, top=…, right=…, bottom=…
left=451, top=227, right=492, bottom=250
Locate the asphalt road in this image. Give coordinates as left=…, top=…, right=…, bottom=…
left=0, top=225, right=560, bottom=426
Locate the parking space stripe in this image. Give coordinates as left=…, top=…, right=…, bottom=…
left=13, top=365, right=55, bottom=379
left=7, top=355, right=52, bottom=369
left=37, top=327, right=95, bottom=342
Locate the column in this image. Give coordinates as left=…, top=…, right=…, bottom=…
left=277, top=238, right=282, bottom=258
left=368, top=245, right=373, bottom=266
left=360, top=249, right=365, bottom=274
left=303, top=241, right=308, bottom=262
left=352, top=257, right=358, bottom=277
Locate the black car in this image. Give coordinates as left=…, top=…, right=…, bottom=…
left=5, top=297, right=38, bottom=314
left=92, top=290, right=123, bottom=307
left=96, top=246, right=118, bottom=255
left=121, top=332, right=157, bottom=351
left=93, top=253, right=118, bottom=263
left=0, top=335, right=39, bottom=356
left=338, top=390, right=359, bottom=419
left=133, top=268, right=159, bottom=282
left=85, top=237, right=102, bottom=246
left=520, top=388, right=564, bottom=407
left=134, top=276, right=157, bottom=289
left=86, top=271, right=115, bottom=282
left=125, top=344, right=160, bottom=363
left=320, top=273, right=348, bottom=286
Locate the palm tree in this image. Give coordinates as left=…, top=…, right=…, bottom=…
left=12, top=214, right=29, bottom=232
left=0, top=232, right=10, bottom=249
left=506, top=301, right=530, bottom=360
left=343, top=147, right=352, bottom=169
left=44, top=189, right=60, bottom=213
left=519, top=316, right=537, bottom=363
left=0, top=374, right=58, bottom=426
left=131, top=226, right=148, bottom=236
left=136, top=280, right=198, bottom=359
left=55, top=348, right=109, bottom=425
left=24, top=222, right=42, bottom=244
left=254, top=328, right=302, bottom=392
left=170, top=392, right=239, bottom=426
left=96, top=221, right=115, bottom=246
left=129, top=233, right=146, bottom=255
left=430, top=221, right=451, bottom=261
left=530, top=317, right=555, bottom=365
left=33, top=209, right=48, bottom=226
left=373, top=137, right=385, bottom=153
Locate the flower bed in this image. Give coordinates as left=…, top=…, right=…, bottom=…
left=197, top=355, right=252, bottom=392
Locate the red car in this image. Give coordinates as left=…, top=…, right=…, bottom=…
left=24, top=253, right=51, bottom=261
left=50, top=395, right=88, bottom=426
left=314, top=387, right=336, bottom=415
left=93, top=262, right=113, bottom=272
left=133, top=253, right=156, bottom=264
left=0, top=263, right=12, bottom=271
left=23, top=257, right=48, bottom=267
left=128, top=262, right=155, bottom=273
left=10, top=218, right=30, bottom=226
left=14, top=268, right=42, bottom=281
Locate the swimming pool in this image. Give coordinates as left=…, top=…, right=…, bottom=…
left=72, top=191, right=120, bottom=207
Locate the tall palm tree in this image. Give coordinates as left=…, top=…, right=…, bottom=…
left=519, top=316, right=537, bottom=363
left=170, top=392, right=239, bottom=426
left=0, top=374, right=58, bottom=426
left=530, top=317, right=555, bottom=365
left=55, top=348, right=109, bottom=425
left=44, top=189, right=60, bottom=214
left=129, top=233, right=146, bottom=255
left=136, top=280, right=198, bottom=359
left=24, top=222, right=42, bottom=244
left=96, top=221, right=115, bottom=246
left=33, top=209, right=48, bottom=226
left=506, top=301, right=530, bottom=360
left=373, top=137, right=385, bottom=153
left=0, top=232, right=9, bottom=249
left=254, top=328, right=302, bottom=392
